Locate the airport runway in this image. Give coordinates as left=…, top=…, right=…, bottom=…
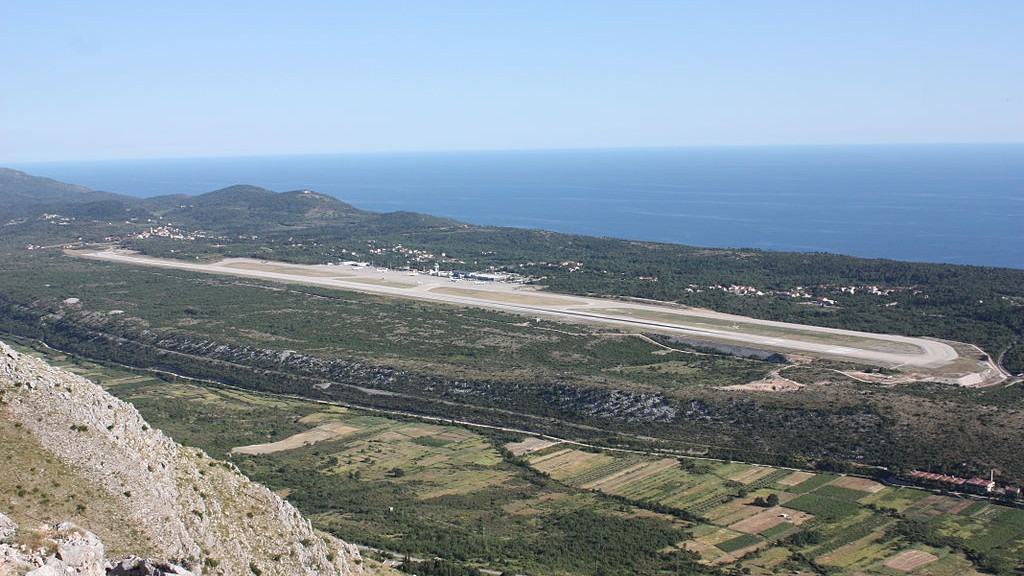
left=82, top=251, right=960, bottom=369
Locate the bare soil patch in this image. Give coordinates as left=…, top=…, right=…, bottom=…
left=231, top=422, right=358, bottom=455
left=719, top=378, right=804, bottom=392
left=884, top=549, right=939, bottom=571
left=729, top=507, right=812, bottom=535
left=529, top=448, right=572, bottom=465
left=710, top=504, right=765, bottom=527
left=832, top=476, right=885, bottom=493
left=505, top=437, right=557, bottom=457
left=728, top=466, right=777, bottom=485
left=778, top=471, right=815, bottom=486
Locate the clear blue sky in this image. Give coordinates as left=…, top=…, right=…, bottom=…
left=2, top=1, right=1021, bottom=162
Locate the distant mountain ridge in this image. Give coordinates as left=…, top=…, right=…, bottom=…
left=0, top=167, right=112, bottom=202
left=0, top=167, right=460, bottom=233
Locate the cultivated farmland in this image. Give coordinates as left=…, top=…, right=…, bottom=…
left=520, top=441, right=1024, bottom=574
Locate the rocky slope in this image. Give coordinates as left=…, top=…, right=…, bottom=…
left=0, top=341, right=389, bottom=576
left=1, top=511, right=195, bottom=576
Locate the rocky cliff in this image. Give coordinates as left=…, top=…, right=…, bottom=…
left=0, top=341, right=388, bottom=576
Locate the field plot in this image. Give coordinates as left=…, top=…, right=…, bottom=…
left=858, top=486, right=930, bottom=512
left=504, top=437, right=557, bottom=456
left=522, top=442, right=1024, bottom=572
left=885, top=549, right=938, bottom=571
left=831, top=475, right=885, bottom=493
left=528, top=448, right=615, bottom=481
left=903, top=494, right=966, bottom=522
left=728, top=466, right=776, bottom=485
left=705, top=500, right=763, bottom=525
left=739, top=546, right=792, bottom=575
left=785, top=472, right=838, bottom=493
left=728, top=506, right=812, bottom=534
left=777, top=470, right=815, bottom=486
left=231, top=422, right=359, bottom=454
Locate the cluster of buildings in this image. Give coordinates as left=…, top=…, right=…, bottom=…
left=366, top=243, right=438, bottom=264
left=133, top=225, right=207, bottom=241
left=334, top=260, right=527, bottom=284
left=449, top=270, right=523, bottom=282
left=835, top=285, right=927, bottom=297
left=520, top=260, right=585, bottom=273
left=906, top=470, right=1021, bottom=498
left=40, top=213, right=74, bottom=226
left=678, top=282, right=929, bottom=307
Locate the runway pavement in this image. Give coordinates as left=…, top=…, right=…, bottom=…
left=82, top=251, right=960, bottom=369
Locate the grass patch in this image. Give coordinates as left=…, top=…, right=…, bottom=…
left=716, top=533, right=762, bottom=553
left=411, top=436, right=452, bottom=448
left=814, top=484, right=871, bottom=502
left=786, top=473, right=838, bottom=494
left=759, top=522, right=796, bottom=539
left=785, top=494, right=860, bottom=522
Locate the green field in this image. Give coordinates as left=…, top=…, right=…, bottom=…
left=521, top=439, right=1024, bottom=574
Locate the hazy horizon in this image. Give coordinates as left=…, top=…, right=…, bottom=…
left=8, top=141, right=1024, bottom=167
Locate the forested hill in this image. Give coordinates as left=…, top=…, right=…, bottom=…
left=3, top=167, right=1024, bottom=372
left=0, top=168, right=130, bottom=218
left=0, top=168, right=460, bottom=234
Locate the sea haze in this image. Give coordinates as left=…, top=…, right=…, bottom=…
left=12, top=144, right=1024, bottom=270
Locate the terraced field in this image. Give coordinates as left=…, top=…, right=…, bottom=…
left=519, top=440, right=1024, bottom=574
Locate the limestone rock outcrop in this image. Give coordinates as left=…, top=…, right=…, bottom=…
left=0, top=342, right=386, bottom=575
left=0, top=516, right=194, bottom=576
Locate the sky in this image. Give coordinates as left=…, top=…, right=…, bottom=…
left=2, top=1, right=1022, bottom=162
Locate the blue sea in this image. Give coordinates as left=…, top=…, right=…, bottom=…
left=10, top=144, right=1024, bottom=269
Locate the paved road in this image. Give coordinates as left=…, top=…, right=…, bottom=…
left=83, top=251, right=960, bottom=369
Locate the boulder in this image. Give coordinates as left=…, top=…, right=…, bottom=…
left=108, top=556, right=196, bottom=576
left=53, top=522, right=105, bottom=576
left=25, top=559, right=69, bottom=576
left=0, top=513, right=16, bottom=540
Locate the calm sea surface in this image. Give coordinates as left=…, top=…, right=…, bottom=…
left=11, top=145, right=1024, bottom=269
